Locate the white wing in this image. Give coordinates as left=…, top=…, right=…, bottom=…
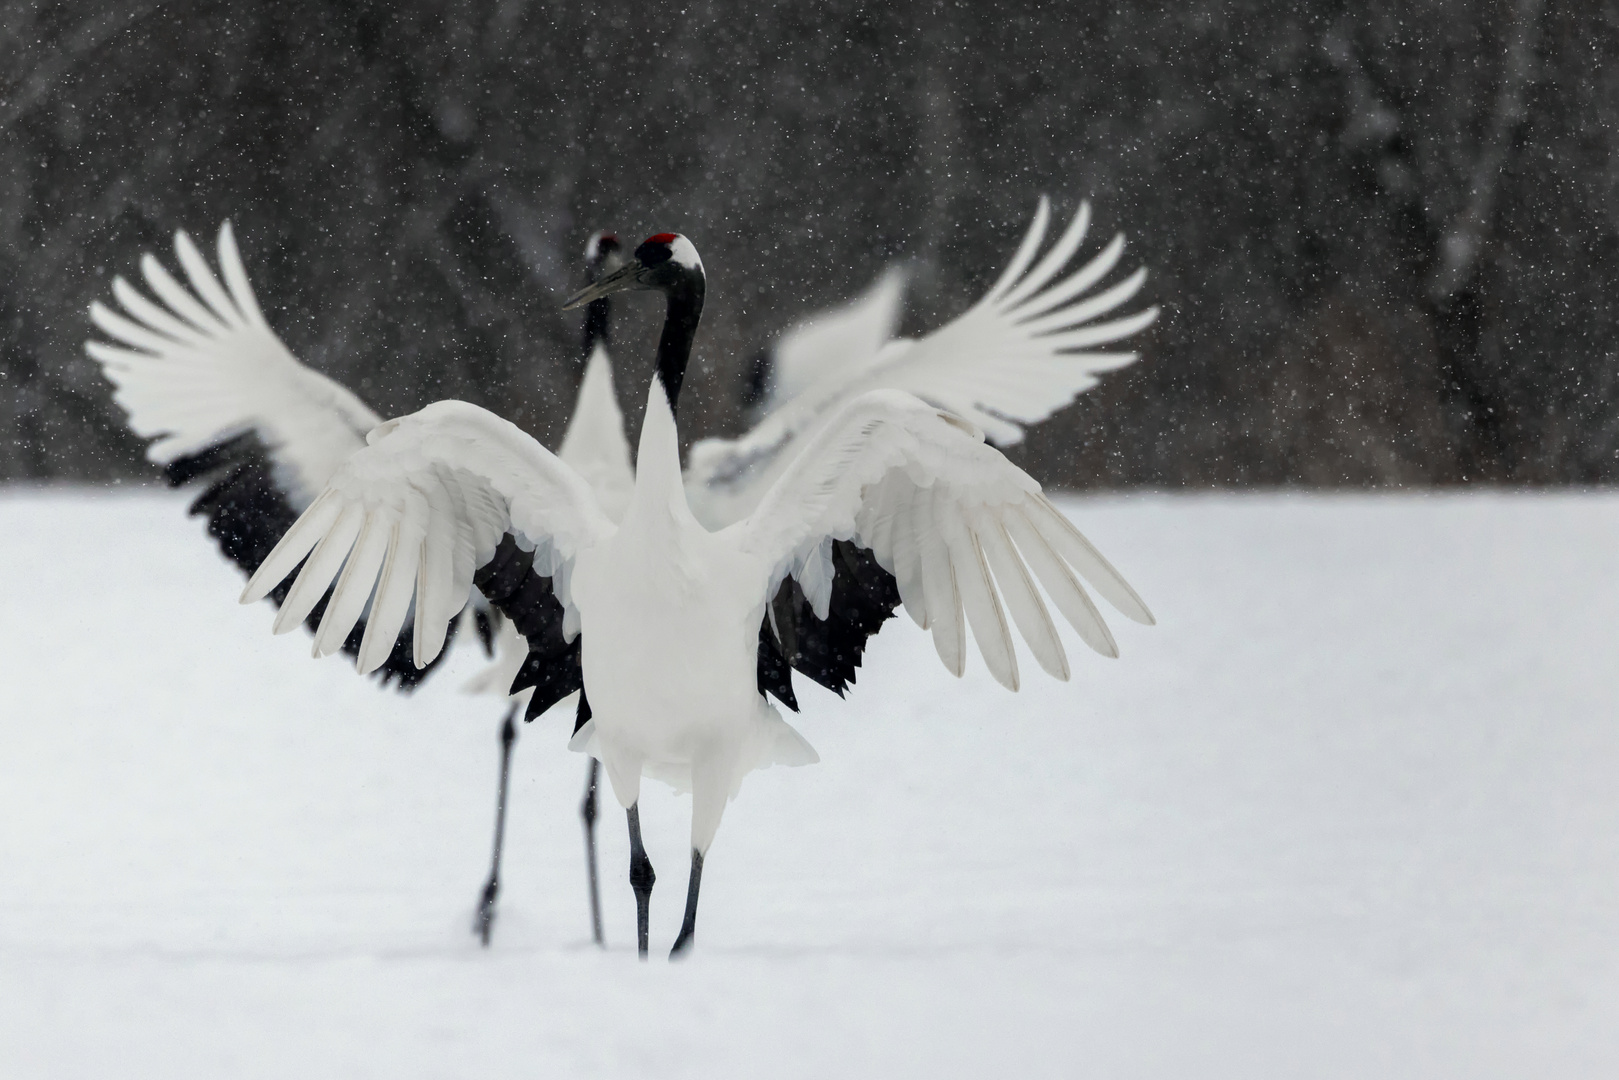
left=242, top=400, right=615, bottom=676
left=759, top=267, right=907, bottom=412
left=688, top=198, right=1157, bottom=527
left=85, top=222, right=380, bottom=508
left=86, top=223, right=477, bottom=689
left=730, top=391, right=1154, bottom=692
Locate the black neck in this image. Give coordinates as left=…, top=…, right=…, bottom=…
left=582, top=296, right=610, bottom=356
left=656, top=277, right=704, bottom=414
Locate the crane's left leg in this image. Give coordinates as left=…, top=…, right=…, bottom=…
left=581, top=758, right=604, bottom=946
left=473, top=704, right=519, bottom=946
left=669, top=848, right=704, bottom=957
left=671, top=762, right=727, bottom=958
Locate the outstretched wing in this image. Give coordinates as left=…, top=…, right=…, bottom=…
left=87, top=222, right=380, bottom=506
left=84, top=223, right=456, bottom=689
left=688, top=198, right=1157, bottom=526
left=241, top=400, right=616, bottom=720
left=731, top=391, right=1154, bottom=693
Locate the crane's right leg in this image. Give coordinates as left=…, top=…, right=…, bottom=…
left=473, top=704, right=519, bottom=946
left=626, top=804, right=655, bottom=959
left=581, top=759, right=604, bottom=946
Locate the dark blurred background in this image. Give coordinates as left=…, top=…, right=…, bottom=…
left=1, top=0, right=1613, bottom=487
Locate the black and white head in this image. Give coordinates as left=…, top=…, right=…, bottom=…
left=583, top=231, right=623, bottom=282
left=564, top=232, right=707, bottom=410
left=578, top=231, right=625, bottom=356
left=564, top=233, right=705, bottom=310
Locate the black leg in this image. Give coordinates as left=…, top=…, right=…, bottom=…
left=627, top=804, right=655, bottom=959
left=669, top=848, right=704, bottom=958
left=473, top=704, right=519, bottom=947
left=581, top=759, right=604, bottom=947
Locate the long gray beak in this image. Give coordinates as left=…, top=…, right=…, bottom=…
left=562, top=258, right=642, bottom=310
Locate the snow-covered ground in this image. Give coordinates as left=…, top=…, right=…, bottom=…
left=1, top=487, right=1616, bottom=1078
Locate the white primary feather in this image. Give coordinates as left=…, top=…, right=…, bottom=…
left=686, top=197, right=1159, bottom=528
left=730, top=389, right=1154, bottom=689
left=241, top=400, right=615, bottom=672
left=917, top=484, right=966, bottom=676
left=86, top=222, right=380, bottom=508
left=974, top=507, right=1069, bottom=681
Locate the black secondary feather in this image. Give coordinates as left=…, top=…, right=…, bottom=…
left=770, top=540, right=901, bottom=699
left=475, top=534, right=584, bottom=723
left=755, top=618, right=799, bottom=711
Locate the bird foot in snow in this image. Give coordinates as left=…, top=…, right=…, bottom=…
left=473, top=879, right=499, bottom=947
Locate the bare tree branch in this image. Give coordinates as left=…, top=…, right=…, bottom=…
left=1427, top=0, right=1545, bottom=301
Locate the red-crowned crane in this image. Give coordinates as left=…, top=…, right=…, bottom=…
left=468, top=198, right=1160, bottom=946
left=240, top=229, right=1157, bottom=959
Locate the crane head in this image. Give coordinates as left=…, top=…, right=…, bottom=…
left=583, top=232, right=622, bottom=280
left=563, top=232, right=704, bottom=310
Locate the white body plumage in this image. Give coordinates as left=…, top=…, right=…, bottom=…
left=568, top=389, right=816, bottom=850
